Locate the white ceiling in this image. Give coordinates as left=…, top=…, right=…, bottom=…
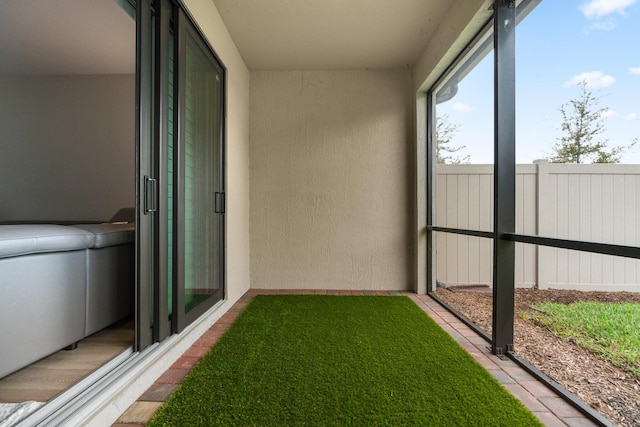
left=0, top=0, right=455, bottom=75
left=0, top=0, right=135, bottom=75
left=211, top=0, right=454, bottom=70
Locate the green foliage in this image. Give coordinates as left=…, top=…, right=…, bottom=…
left=550, top=81, right=634, bottom=163
left=436, top=114, right=470, bottom=164
left=526, top=301, right=640, bottom=377
left=149, top=296, right=542, bottom=426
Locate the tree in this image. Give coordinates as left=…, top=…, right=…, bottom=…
left=550, top=81, right=633, bottom=164
left=436, top=114, right=469, bottom=164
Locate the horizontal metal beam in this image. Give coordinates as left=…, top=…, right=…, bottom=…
left=504, top=233, right=640, bottom=260
left=427, top=226, right=494, bottom=240
left=508, top=353, right=615, bottom=426
left=427, top=293, right=492, bottom=342
left=429, top=228, right=640, bottom=260
left=430, top=290, right=613, bottom=426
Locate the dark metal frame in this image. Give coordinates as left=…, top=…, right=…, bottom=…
left=491, top=0, right=516, bottom=356
left=510, top=353, right=616, bottom=426
left=136, top=0, right=228, bottom=346
left=153, top=0, right=175, bottom=343
left=173, top=5, right=187, bottom=334
left=426, top=95, right=435, bottom=292
left=135, top=0, right=154, bottom=351
left=506, top=233, right=640, bottom=259
left=427, top=226, right=493, bottom=239
left=425, top=16, right=495, bottom=296
left=425, top=1, right=630, bottom=424
left=427, top=290, right=615, bottom=426
left=174, top=6, right=227, bottom=333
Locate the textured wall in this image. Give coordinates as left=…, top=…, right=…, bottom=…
left=250, top=70, right=413, bottom=290
left=0, top=75, right=134, bottom=222
left=413, top=0, right=490, bottom=92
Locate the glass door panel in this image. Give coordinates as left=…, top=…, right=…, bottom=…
left=138, top=0, right=225, bottom=342
left=175, top=11, right=225, bottom=330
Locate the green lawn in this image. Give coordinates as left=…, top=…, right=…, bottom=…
left=149, top=295, right=542, bottom=426
left=527, top=301, right=640, bottom=377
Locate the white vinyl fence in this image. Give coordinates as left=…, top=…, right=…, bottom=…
left=435, top=160, right=640, bottom=292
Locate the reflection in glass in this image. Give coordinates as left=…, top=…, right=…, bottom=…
left=183, top=31, right=224, bottom=313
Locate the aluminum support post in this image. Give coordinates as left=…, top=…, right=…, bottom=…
left=492, top=0, right=516, bottom=356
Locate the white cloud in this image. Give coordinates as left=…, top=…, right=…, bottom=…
left=564, top=71, right=616, bottom=88
left=630, top=67, right=640, bottom=75
left=452, top=102, right=474, bottom=113
left=601, top=109, right=619, bottom=119
left=580, top=0, right=637, bottom=18
left=588, top=19, right=617, bottom=30
left=625, top=113, right=638, bottom=120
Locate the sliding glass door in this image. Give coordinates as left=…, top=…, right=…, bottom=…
left=174, top=10, right=225, bottom=331
left=137, top=0, right=225, bottom=347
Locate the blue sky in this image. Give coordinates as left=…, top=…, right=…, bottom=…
left=436, top=0, right=640, bottom=164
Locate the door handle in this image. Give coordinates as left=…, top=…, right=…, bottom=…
left=215, top=192, right=225, bottom=214
left=144, top=176, right=157, bottom=214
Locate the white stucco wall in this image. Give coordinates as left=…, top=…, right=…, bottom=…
left=250, top=70, right=414, bottom=291
left=413, top=0, right=491, bottom=93
left=183, top=0, right=251, bottom=302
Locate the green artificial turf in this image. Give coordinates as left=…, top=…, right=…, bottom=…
left=528, top=301, right=640, bottom=377
left=148, top=296, right=542, bottom=426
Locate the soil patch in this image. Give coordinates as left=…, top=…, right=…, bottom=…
left=433, top=288, right=640, bottom=427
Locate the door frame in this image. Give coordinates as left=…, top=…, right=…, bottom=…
left=173, top=5, right=227, bottom=333
left=136, top=0, right=228, bottom=348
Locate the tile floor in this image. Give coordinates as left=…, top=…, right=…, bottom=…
left=112, top=290, right=599, bottom=426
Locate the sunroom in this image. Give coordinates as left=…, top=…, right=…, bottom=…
left=0, top=0, right=638, bottom=425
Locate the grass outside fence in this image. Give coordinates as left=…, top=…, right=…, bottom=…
left=527, top=301, right=640, bottom=377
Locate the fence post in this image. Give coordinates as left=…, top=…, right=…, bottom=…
left=534, top=159, right=551, bottom=289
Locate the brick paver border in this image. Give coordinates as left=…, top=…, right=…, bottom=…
left=113, top=290, right=598, bottom=426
